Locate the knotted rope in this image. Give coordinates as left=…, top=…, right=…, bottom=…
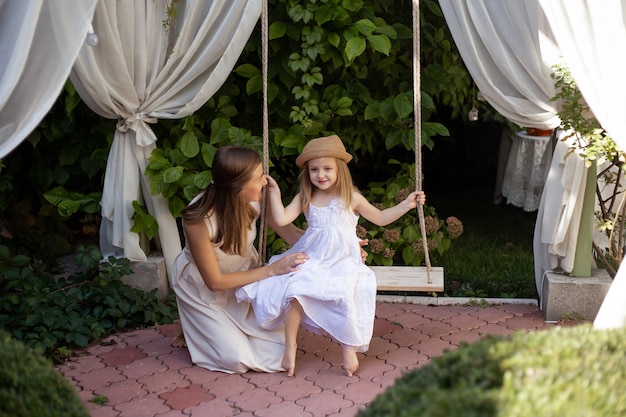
left=258, top=0, right=270, bottom=262
left=412, top=0, right=432, bottom=282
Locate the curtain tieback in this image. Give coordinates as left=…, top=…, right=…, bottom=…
left=116, top=112, right=158, bottom=146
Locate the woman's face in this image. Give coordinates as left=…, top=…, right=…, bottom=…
left=241, top=163, right=267, bottom=202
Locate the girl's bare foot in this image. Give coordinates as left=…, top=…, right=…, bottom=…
left=282, top=342, right=297, bottom=377
left=170, top=332, right=187, bottom=348
left=342, top=345, right=359, bottom=376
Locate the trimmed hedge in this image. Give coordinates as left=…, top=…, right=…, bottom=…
left=0, top=331, right=88, bottom=417
left=359, top=324, right=626, bottom=417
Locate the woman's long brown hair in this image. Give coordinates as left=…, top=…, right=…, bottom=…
left=181, top=146, right=261, bottom=255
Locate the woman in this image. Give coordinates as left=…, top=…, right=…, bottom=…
left=170, top=146, right=309, bottom=374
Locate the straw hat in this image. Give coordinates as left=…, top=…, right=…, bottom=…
left=295, top=135, right=353, bottom=167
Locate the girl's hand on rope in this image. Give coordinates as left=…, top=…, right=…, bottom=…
left=264, top=175, right=280, bottom=195
left=268, top=252, right=309, bottom=276
left=405, top=191, right=426, bottom=209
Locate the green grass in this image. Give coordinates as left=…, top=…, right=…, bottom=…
left=429, top=186, right=538, bottom=299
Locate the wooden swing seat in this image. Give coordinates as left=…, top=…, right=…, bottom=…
left=371, top=266, right=444, bottom=292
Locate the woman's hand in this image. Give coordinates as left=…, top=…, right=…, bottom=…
left=267, top=252, right=309, bottom=276
left=359, top=239, right=369, bottom=263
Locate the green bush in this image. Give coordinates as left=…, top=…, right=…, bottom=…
left=358, top=324, right=626, bottom=417
left=0, top=331, right=89, bottom=417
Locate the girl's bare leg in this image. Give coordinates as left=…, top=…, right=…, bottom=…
left=341, top=345, right=359, bottom=376
left=282, top=299, right=302, bottom=377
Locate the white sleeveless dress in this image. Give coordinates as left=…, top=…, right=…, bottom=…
left=171, top=202, right=285, bottom=374
left=236, top=198, right=377, bottom=352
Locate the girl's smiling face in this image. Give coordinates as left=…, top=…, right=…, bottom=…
left=307, top=157, right=338, bottom=191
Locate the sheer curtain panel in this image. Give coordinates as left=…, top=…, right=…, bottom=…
left=0, top=0, right=97, bottom=158
left=438, top=0, right=589, bottom=299
left=538, top=0, right=626, bottom=329
left=438, top=0, right=561, bottom=130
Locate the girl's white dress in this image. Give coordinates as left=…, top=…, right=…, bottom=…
left=171, top=202, right=286, bottom=374
left=236, top=198, right=377, bottom=351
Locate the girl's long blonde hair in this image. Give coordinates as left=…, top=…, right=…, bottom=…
left=181, top=146, right=261, bottom=255
left=298, top=157, right=358, bottom=213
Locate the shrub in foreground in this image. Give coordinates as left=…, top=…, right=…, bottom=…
left=359, top=324, right=626, bottom=417
left=0, top=331, right=89, bottom=417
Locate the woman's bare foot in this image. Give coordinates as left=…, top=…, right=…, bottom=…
left=342, top=345, right=359, bottom=376
left=281, top=342, right=297, bottom=377
left=170, top=332, right=187, bottom=348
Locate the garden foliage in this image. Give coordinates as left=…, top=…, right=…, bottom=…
left=0, top=244, right=177, bottom=362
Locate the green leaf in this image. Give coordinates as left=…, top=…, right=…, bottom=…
left=354, top=19, right=376, bottom=36
left=364, top=103, right=380, bottom=120
left=269, top=21, right=286, bottom=40
left=315, top=5, right=332, bottom=25
left=73, top=333, right=89, bottom=347
left=246, top=74, right=263, bottom=95
left=345, top=37, right=366, bottom=62
left=24, top=314, right=40, bottom=327
left=180, top=131, right=199, bottom=158
left=328, top=32, right=341, bottom=48
left=422, top=121, right=450, bottom=137
left=393, top=94, right=413, bottom=118
left=403, top=225, right=420, bottom=241
left=58, top=200, right=81, bottom=217
left=193, top=171, right=212, bottom=189
left=234, top=63, right=260, bottom=79
left=336, top=96, right=353, bottom=109
left=163, top=166, right=184, bottom=184
left=59, top=146, right=80, bottom=166
left=201, top=143, right=217, bottom=167
left=367, top=34, right=391, bottom=55
left=10, top=254, right=32, bottom=267
left=64, top=90, right=82, bottom=116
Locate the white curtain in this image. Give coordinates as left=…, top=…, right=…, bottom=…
left=538, top=0, right=626, bottom=329
left=70, top=0, right=262, bottom=278
left=438, top=0, right=588, bottom=301
left=438, top=0, right=561, bottom=130
left=0, top=0, right=98, bottom=159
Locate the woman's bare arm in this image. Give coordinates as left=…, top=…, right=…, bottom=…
left=184, top=220, right=308, bottom=291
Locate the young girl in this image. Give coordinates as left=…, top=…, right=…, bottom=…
left=236, top=135, right=425, bottom=377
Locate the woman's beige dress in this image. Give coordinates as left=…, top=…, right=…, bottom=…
left=171, top=202, right=285, bottom=374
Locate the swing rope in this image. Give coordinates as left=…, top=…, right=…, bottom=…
left=258, top=0, right=431, bottom=283
left=258, top=0, right=270, bottom=263
left=412, top=0, right=433, bottom=283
